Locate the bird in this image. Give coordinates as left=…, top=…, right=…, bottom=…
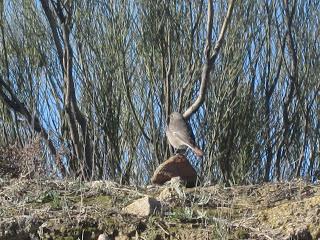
left=166, top=112, right=204, bottom=157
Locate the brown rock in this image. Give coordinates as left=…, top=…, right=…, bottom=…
left=151, top=154, right=197, bottom=187
left=122, top=196, right=161, bottom=217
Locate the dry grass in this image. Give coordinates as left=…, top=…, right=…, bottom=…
left=0, top=178, right=319, bottom=239
left=0, top=137, right=43, bottom=179
left=0, top=143, right=319, bottom=239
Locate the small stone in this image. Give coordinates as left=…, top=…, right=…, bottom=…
left=151, top=154, right=197, bottom=187
left=122, top=196, right=161, bottom=217
left=115, top=233, right=129, bottom=240
left=168, top=176, right=184, bottom=186
left=97, top=233, right=108, bottom=240
left=286, top=226, right=312, bottom=240
left=158, top=187, right=175, bottom=202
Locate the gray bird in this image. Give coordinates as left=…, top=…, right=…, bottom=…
left=166, top=112, right=204, bottom=157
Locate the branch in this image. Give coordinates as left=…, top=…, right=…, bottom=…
left=183, top=0, right=236, bottom=119
left=121, top=52, right=151, bottom=143
left=165, top=24, right=172, bottom=123
left=40, top=0, right=64, bottom=69
left=41, top=0, right=92, bottom=179
left=284, top=0, right=298, bottom=92
left=178, top=1, right=203, bottom=112
left=0, top=75, right=65, bottom=175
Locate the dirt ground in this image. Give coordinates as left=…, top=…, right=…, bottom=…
left=0, top=178, right=319, bottom=240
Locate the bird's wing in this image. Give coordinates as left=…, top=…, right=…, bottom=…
left=172, top=128, right=196, bottom=148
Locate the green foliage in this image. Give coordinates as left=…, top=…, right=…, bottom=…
left=37, top=190, right=62, bottom=210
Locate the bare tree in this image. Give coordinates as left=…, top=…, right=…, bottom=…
left=40, top=0, right=92, bottom=179
left=183, top=0, right=236, bottom=119
left=0, top=0, right=319, bottom=184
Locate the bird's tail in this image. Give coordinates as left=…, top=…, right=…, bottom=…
left=191, top=146, right=204, bottom=157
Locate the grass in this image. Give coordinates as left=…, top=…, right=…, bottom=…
left=0, top=178, right=319, bottom=239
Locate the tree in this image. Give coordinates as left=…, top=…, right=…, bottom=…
left=0, top=0, right=319, bottom=184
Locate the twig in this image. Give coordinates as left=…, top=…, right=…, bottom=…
left=154, top=221, right=170, bottom=236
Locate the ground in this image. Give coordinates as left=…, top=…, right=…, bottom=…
left=0, top=178, right=319, bottom=240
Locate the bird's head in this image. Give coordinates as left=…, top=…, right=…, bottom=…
left=169, top=112, right=184, bottom=121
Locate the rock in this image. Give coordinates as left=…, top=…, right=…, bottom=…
left=115, top=233, right=129, bottom=240
left=151, top=154, right=198, bottom=187
left=157, top=177, right=185, bottom=202
left=286, top=226, right=312, bottom=240
left=122, top=196, right=161, bottom=217
left=166, top=176, right=184, bottom=186
left=98, top=233, right=109, bottom=240
left=157, top=187, right=175, bottom=202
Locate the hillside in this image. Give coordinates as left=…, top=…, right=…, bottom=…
left=0, top=179, right=319, bottom=240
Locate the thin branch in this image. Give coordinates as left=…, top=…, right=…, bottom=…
left=40, top=0, right=64, bottom=69
left=165, top=21, right=172, bottom=123
left=184, top=0, right=236, bottom=119
left=0, top=75, right=65, bottom=175
left=121, top=52, right=151, bottom=143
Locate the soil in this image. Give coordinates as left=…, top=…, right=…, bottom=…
left=0, top=179, right=319, bottom=240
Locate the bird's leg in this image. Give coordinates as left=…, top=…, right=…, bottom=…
left=173, top=148, right=179, bottom=155
left=175, top=148, right=186, bottom=156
